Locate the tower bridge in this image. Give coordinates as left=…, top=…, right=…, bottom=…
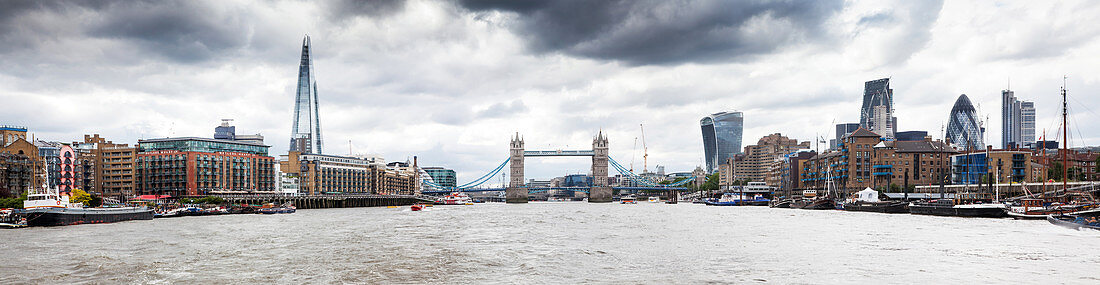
left=419, top=132, right=702, bottom=203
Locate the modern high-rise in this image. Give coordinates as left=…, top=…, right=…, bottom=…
left=700, top=111, right=744, bottom=173
left=833, top=123, right=860, bottom=150
left=860, top=78, right=896, bottom=140
left=290, top=35, right=323, bottom=154
left=947, top=94, right=984, bottom=151
left=1002, top=90, right=1036, bottom=148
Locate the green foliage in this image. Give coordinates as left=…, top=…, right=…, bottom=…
left=1048, top=162, right=1065, bottom=181
left=180, top=196, right=225, bottom=205
left=70, top=189, right=92, bottom=206
left=701, top=173, right=720, bottom=191
left=89, top=194, right=103, bottom=207
left=0, top=196, right=25, bottom=209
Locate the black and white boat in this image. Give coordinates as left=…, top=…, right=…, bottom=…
left=23, top=189, right=152, bottom=227
left=842, top=188, right=909, bottom=213
left=908, top=199, right=1006, bottom=218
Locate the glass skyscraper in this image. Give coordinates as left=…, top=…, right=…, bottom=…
left=700, top=111, right=743, bottom=173
left=947, top=94, right=984, bottom=151
left=290, top=35, right=324, bottom=154
left=860, top=78, right=896, bottom=140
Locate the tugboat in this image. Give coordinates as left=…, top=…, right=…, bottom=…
left=24, top=191, right=153, bottom=226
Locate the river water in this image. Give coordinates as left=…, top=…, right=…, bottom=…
left=2, top=202, right=1098, bottom=284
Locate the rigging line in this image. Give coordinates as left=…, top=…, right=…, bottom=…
left=1068, top=104, right=1088, bottom=149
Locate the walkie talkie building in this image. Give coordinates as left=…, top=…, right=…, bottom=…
left=700, top=111, right=743, bottom=173
left=290, top=35, right=323, bottom=154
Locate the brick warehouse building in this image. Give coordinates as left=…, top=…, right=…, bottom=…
left=136, top=137, right=276, bottom=197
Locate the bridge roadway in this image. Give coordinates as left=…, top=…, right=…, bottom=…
left=214, top=194, right=435, bottom=209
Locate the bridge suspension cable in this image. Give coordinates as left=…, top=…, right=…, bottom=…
left=421, top=157, right=510, bottom=191
left=608, top=157, right=695, bottom=187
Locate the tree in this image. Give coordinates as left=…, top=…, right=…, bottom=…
left=701, top=173, right=719, bottom=191
left=89, top=194, right=103, bottom=207
left=1048, top=162, right=1065, bottom=181
left=0, top=191, right=27, bottom=209
left=70, top=188, right=92, bottom=206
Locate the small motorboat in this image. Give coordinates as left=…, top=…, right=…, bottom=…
left=1047, top=209, right=1100, bottom=230
left=411, top=204, right=424, bottom=211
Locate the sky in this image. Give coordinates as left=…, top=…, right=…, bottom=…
left=2, top=0, right=1100, bottom=184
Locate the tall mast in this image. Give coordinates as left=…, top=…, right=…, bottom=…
left=1062, top=76, right=1068, bottom=192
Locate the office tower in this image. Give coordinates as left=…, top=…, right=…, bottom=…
left=1020, top=101, right=1035, bottom=146
left=1002, top=89, right=1036, bottom=148
left=700, top=111, right=744, bottom=173
left=947, top=94, right=984, bottom=151
left=834, top=123, right=860, bottom=149
left=290, top=35, right=323, bottom=154
left=860, top=78, right=896, bottom=140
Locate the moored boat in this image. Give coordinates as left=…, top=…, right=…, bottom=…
left=704, top=193, right=770, bottom=206
left=801, top=198, right=836, bottom=210
left=909, top=199, right=1006, bottom=218
left=769, top=199, right=792, bottom=208
left=24, top=190, right=152, bottom=227
left=842, top=188, right=909, bottom=213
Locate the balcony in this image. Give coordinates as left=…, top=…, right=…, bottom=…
left=873, top=172, right=893, bottom=176
left=873, top=165, right=893, bottom=169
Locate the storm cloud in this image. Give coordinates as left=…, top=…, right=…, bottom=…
left=1, top=0, right=1099, bottom=181
left=458, top=0, right=845, bottom=65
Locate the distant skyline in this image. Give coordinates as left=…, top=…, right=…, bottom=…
left=2, top=0, right=1100, bottom=182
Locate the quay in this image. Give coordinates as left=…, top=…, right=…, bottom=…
left=214, top=194, right=434, bottom=209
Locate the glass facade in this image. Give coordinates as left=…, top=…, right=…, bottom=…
left=860, top=78, right=896, bottom=140
left=946, top=95, right=984, bottom=151
left=952, top=153, right=988, bottom=185
left=290, top=35, right=324, bottom=154
left=701, top=111, right=743, bottom=173
left=139, top=138, right=269, bottom=156
left=423, top=167, right=457, bottom=188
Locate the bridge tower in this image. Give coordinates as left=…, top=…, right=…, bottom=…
left=506, top=133, right=527, bottom=203
left=590, top=131, right=612, bottom=202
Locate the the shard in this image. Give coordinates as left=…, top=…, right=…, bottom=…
left=290, top=35, right=323, bottom=154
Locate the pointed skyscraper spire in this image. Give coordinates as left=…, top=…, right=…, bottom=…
left=290, top=34, right=323, bottom=154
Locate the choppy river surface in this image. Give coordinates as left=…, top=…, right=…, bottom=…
left=3, top=202, right=1099, bottom=284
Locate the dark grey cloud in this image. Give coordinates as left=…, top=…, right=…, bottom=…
left=0, top=0, right=252, bottom=63
left=458, top=0, right=844, bottom=65
left=324, top=0, right=407, bottom=21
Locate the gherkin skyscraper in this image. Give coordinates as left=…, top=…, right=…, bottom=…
left=290, top=35, right=323, bottom=154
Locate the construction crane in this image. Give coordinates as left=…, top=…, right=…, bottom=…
left=630, top=137, right=638, bottom=173
left=640, top=124, right=649, bottom=173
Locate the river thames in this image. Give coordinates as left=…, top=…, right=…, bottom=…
left=3, top=202, right=1098, bottom=284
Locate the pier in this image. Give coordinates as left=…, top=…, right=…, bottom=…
left=213, top=194, right=434, bottom=209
